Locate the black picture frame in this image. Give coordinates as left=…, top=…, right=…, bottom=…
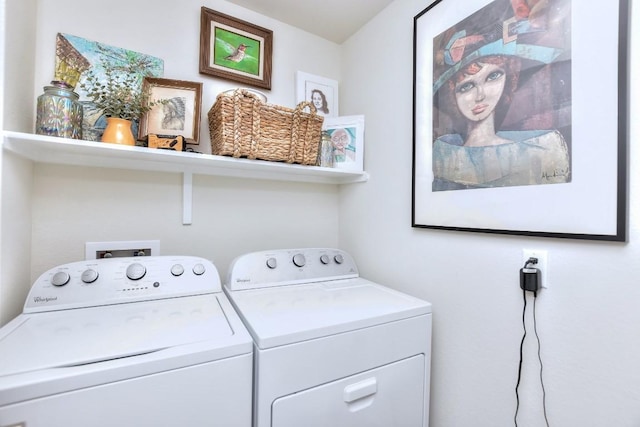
left=412, top=0, right=628, bottom=241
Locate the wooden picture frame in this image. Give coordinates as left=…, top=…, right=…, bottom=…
left=199, top=7, right=273, bottom=90
left=412, top=0, right=628, bottom=241
left=139, top=77, right=203, bottom=143
left=323, top=115, right=365, bottom=172
left=295, top=71, right=339, bottom=117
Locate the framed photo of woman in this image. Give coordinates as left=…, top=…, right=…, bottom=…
left=295, top=71, right=339, bottom=117
left=412, top=0, right=628, bottom=241
left=139, top=78, right=203, bottom=143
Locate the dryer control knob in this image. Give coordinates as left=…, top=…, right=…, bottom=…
left=320, top=254, right=330, bottom=264
left=292, top=253, right=306, bottom=267
left=51, top=271, right=70, bottom=287
left=171, top=264, right=185, bottom=276
left=266, top=257, right=277, bottom=269
left=81, top=269, right=99, bottom=284
left=192, top=263, right=206, bottom=276
left=126, top=263, right=146, bottom=281
left=334, top=254, right=344, bottom=264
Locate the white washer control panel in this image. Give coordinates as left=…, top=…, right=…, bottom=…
left=226, top=248, right=359, bottom=290
left=24, top=256, right=221, bottom=313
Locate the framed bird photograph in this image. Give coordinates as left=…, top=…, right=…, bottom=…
left=199, top=7, right=273, bottom=90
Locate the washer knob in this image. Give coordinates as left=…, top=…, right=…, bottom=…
left=81, top=269, right=99, bottom=284
left=51, top=271, right=70, bottom=287
left=266, top=257, right=277, bottom=269
left=334, top=254, right=344, bottom=264
left=320, top=254, right=330, bottom=265
left=171, top=264, right=185, bottom=276
left=193, top=263, right=206, bottom=276
left=292, top=253, right=306, bottom=267
left=126, top=263, right=146, bottom=281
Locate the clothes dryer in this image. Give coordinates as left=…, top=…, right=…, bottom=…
left=0, top=256, right=253, bottom=427
left=224, top=248, right=432, bottom=427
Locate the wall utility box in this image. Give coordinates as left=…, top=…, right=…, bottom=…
left=85, top=240, right=160, bottom=260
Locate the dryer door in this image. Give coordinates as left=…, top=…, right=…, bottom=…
left=271, top=354, right=425, bottom=427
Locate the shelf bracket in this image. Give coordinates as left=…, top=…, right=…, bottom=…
left=183, top=172, right=193, bottom=225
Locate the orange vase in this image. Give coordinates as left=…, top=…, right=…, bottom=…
left=101, top=117, right=136, bottom=146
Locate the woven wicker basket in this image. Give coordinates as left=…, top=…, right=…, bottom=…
left=208, top=89, right=324, bottom=165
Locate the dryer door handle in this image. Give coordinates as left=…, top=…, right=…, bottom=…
left=343, top=377, right=377, bottom=403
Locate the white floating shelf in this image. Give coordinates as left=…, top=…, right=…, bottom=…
left=2, top=131, right=369, bottom=185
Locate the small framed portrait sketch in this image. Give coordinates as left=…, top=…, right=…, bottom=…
left=323, top=115, right=365, bottom=172
left=139, top=78, right=203, bottom=143
left=295, top=71, right=338, bottom=117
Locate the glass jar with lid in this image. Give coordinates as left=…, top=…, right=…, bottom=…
left=35, top=80, right=83, bottom=139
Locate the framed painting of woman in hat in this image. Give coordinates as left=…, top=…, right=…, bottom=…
left=413, top=0, right=628, bottom=240
left=431, top=0, right=570, bottom=191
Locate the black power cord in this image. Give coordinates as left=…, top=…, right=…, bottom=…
left=533, top=294, right=550, bottom=427
left=514, top=287, right=527, bottom=426
left=515, top=258, right=550, bottom=427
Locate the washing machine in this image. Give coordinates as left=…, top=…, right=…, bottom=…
left=224, top=248, right=432, bottom=427
left=0, top=255, right=253, bottom=427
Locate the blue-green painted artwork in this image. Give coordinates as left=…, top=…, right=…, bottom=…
left=58, top=33, right=164, bottom=141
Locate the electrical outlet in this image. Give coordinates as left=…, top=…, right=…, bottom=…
left=522, top=249, right=549, bottom=289
left=85, top=240, right=160, bottom=260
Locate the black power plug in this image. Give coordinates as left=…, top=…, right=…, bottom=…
left=520, top=257, right=541, bottom=292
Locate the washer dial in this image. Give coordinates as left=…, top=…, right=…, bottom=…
left=171, top=264, right=185, bottom=276
left=292, top=253, right=306, bottom=267
left=193, top=263, right=206, bottom=276
left=126, top=263, right=146, bottom=281
left=51, top=271, right=70, bottom=287
left=81, top=269, right=99, bottom=284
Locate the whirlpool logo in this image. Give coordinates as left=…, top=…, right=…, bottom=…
left=33, top=296, right=58, bottom=303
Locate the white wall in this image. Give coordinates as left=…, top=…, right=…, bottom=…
left=27, top=0, right=343, bottom=280
left=0, top=152, right=33, bottom=327
left=0, top=0, right=4, bottom=324
left=4, top=0, right=640, bottom=425
left=0, top=0, right=344, bottom=324
left=30, top=166, right=339, bottom=285
left=3, top=0, right=35, bottom=132
left=340, top=0, right=640, bottom=426
left=0, top=0, right=36, bottom=325
left=32, top=0, right=342, bottom=151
